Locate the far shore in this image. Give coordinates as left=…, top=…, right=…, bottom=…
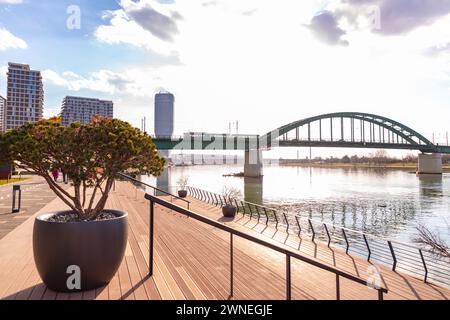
left=278, top=162, right=450, bottom=172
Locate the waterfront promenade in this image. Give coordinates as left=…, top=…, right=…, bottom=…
left=0, top=176, right=69, bottom=240
left=0, top=180, right=449, bottom=300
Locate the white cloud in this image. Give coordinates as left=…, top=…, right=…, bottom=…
left=0, top=0, right=24, bottom=3
left=95, top=0, right=180, bottom=55
left=0, top=27, right=27, bottom=51
left=88, top=0, right=450, bottom=139
left=42, top=67, right=169, bottom=97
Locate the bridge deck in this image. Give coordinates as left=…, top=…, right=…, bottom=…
left=0, top=180, right=449, bottom=300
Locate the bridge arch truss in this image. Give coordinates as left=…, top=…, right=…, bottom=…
left=261, top=112, right=439, bottom=152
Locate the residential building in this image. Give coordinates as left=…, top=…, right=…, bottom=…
left=60, top=96, right=114, bottom=126
left=6, top=62, right=44, bottom=130
left=0, top=95, right=6, bottom=132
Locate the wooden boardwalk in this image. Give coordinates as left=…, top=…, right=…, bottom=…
left=0, top=180, right=449, bottom=300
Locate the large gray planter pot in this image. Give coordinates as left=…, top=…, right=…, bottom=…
left=33, top=210, right=128, bottom=292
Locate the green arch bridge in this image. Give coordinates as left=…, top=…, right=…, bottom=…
left=152, top=112, right=450, bottom=154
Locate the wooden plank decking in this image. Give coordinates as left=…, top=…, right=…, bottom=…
left=0, top=180, right=449, bottom=300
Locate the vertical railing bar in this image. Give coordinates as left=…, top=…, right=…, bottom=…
left=388, top=241, right=397, bottom=271
left=342, top=229, right=350, bottom=254
left=263, top=207, right=269, bottom=225
left=295, top=216, right=301, bottom=237
left=364, top=235, right=371, bottom=262
left=247, top=203, right=253, bottom=219
left=324, top=223, right=331, bottom=247
left=286, top=254, right=291, bottom=300
left=234, top=199, right=240, bottom=213
left=308, top=219, right=315, bottom=242
left=378, top=290, right=384, bottom=301
left=255, top=206, right=261, bottom=224
left=149, top=200, right=155, bottom=276
left=419, top=249, right=428, bottom=283
left=230, top=233, right=234, bottom=298
left=207, top=191, right=212, bottom=204
left=336, top=274, right=340, bottom=300
left=273, top=210, right=279, bottom=229
left=240, top=201, right=246, bottom=216
left=282, top=211, right=289, bottom=233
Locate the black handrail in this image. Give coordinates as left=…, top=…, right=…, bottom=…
left=145, top=193, right=387, bottom=300
left=119, top=173, right=190, bottom=209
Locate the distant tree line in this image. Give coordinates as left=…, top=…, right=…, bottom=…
left=288, top=151, right=450, bottom=164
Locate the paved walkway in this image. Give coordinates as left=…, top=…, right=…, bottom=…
left=0, top=175, right=67, bottom=240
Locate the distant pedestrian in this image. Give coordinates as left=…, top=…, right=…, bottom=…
left=51, top=168, right=59, bottom=182
left=61, top=168, right=68, bottom=184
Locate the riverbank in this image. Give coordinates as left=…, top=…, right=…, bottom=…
left=279, top=162, right=450, bottom=171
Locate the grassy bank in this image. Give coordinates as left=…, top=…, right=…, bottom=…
left=280, top=162, right=450, bottom=171
left=0, top=178, right=29, bottom=186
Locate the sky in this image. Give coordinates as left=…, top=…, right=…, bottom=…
left=1, top=0, right=450, bottom=158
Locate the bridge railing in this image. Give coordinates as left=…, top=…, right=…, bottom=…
left=186, top=186, right=450, bottom=288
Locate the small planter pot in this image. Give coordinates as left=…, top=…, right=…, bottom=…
left=222, top=205, right=237, bottom=218
left=178, top=190, right=188, bottom=198
left=33, top=210, right=128, bottom=292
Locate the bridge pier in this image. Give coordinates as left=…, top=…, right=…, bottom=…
left=417, top=153, right=442, bottom=175
left=244, top=150, right=264, bottom=177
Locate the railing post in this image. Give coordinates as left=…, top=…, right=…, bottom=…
left=295, top=216, right=301, bottom=237
left=263, top=207, right=269, bottom=225
left=419, top=249, right=428, bottom=283
left=308, top=219, right=315, bottom=242
left=363, top=235, right=371, bottom=262
left=241, top=201, right=246, bottom=216
left=214, top=194, right=219, bottom=206
left=230, top=233, right=234, bottom=299
left=324, top=223, right=331, bottom=247
left=282, top=211, right=289, bottom=233
left=273, top=210, right=279, bottom=229
left=247, top=203, right=253, bottom=219
left=286, top=254, right=291, bottom=300
left=255, top=206, right=261, bottom=223
left=342, top=229, right=349, bottom=254
left=378, top=290, right=384, bottom=301
left=234, top=199, right=240, bottom=213
left=336, top=274, right=340, bottom=300
left=149, top=200, right=155, bottom=276
left=388, top=241, right=397, bottom=271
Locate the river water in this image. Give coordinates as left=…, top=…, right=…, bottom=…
left=143, top=164, right=450, bottom=245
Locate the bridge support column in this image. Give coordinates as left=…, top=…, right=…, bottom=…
left=417, top=153, right=442, bottom=174
left=244, top=150, right=264, bottom=178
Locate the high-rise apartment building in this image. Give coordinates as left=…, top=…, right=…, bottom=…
left=6, top=63, right=44, bottom=130
left=60, top=96, right=114, bottom=126
left=154, top=92, right=174, bottom=137
left=0, top=95, right=6, bottom=132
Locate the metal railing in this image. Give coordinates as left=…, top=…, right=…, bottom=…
left=145, top=193, right=388, bottom=300
left=186, top=186, right=450, bottom=288
left=118, top=173, right=190, bottom=209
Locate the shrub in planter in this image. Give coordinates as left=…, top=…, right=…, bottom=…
left=221, top=186, right=242, bottom=218
left=0, top=117, right=165, bottom=292
left=177, top=176, right=189, bottom=198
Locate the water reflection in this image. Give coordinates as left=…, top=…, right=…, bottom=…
left=145, top=164, right=450, bottom=244
left=243, top=177, right=263, bottom=204
left=418, top=174, right=443, bottom=198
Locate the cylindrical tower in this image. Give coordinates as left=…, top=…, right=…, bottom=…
left=154, top=92, right=174, bottom=137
